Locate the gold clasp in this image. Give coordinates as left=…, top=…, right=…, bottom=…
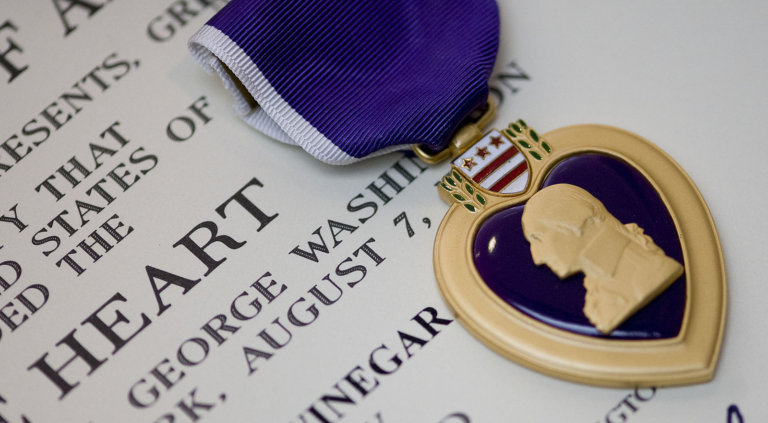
left=411, top=97, right=497, bottom=164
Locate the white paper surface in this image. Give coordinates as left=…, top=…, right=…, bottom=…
left=0, top=1, right=765, bottom=422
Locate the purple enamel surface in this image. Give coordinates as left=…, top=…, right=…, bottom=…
left=472, top=154, right=686, bottom=339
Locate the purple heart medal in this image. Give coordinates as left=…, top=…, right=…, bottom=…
left=421, top=112, right=726, bottom=387
left=190, top=0, right=725, bottom=387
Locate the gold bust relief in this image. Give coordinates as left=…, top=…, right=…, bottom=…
left=521, top=184, right=683, bottom=334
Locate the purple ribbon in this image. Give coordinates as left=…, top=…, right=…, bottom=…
left=190, top=0, right=499, bottom=164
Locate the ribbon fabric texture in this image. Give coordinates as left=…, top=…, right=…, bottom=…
left=190, top=0, right=499, bottom=164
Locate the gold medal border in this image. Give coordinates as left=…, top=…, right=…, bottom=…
left=434, top=124, right=726, bottom=387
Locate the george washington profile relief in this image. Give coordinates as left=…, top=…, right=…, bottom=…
left=521, top=184, right=683, bottom=334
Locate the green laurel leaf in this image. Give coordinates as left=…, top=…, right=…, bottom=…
left=453, top=194, right=466, bottom=201
left=446, top=176, right=456, bottom=186
left=529, top=129, right=539, bottom=142
left=452, top=171, right=463, bottom=182
left=465, top=184, right=474, bottom=195
left=542, top=141, right=551, bottom=153
left=519, top=141, right=531, bottom=149
left=476, top=194, right=486, bottom=205
left=464, top=204, right=476, bottom=212
left=518, top=119, right=528, bottom=128
left=440, top=183, right=451, bottom=191
left=511, top=123, right=522, bottom=133
left=530, top=151, right=542, bottom=160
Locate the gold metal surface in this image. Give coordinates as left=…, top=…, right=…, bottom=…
left=522, top=183, right=683, bottom=334
left=412, top=97, right=497, bottom=164
left=433, top=123, right=726, bottom=387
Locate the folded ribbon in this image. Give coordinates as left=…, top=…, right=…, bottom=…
left=190, top=0, right=499, bottom=164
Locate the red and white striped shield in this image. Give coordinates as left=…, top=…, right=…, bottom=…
left=452, top=130, right=530, bottom=194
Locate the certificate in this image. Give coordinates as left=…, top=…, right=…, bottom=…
left=0, top=1, right=764, bottom=421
